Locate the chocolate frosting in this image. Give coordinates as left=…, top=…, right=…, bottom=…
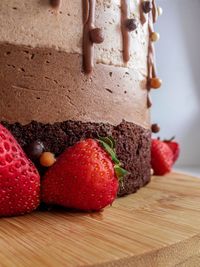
left=0, top=43, right=150, bottom=128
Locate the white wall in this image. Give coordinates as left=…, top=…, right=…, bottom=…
left=152, top=0, right=200, bottom=166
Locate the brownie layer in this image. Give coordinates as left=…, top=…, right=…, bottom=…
left=0, top=42, right=150, bottom=128
left=2, top=120, right=151, bottom=196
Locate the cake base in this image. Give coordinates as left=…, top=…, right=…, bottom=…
left=2, top=120, right=151, bottom=196
left=0, top=173, right=200, bottom=267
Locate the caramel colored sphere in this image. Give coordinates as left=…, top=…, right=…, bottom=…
left=150, top=32, right=160, bottom=42
left=150, top=78, right=162, bottom=89
left=40, top=152, right=56, bottom=167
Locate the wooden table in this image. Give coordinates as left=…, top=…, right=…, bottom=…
left=0, top=172, right=200, bottom=267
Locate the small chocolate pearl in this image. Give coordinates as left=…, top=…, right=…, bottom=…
left=150, top=77, right=162, bottom=89
left=49, top=0, right=61, bottom=8
left=89, top=28, right=104, bottom=44
left=142, top=1, right=153, bottom=14
left=151, top=123, right=160, bottom=133
left=26, top=141, right=44, bottom=161
left=125, top=19, right=137, bottom=32
left=151, top=32, right=160, bottom=42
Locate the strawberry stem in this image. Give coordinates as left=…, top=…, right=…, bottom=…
left=163, top=136, right=176, bottom=142
left=97, top=137, right=129, bottom=184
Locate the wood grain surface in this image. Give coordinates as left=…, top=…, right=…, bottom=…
left=0, top=172, right=200, bottom=267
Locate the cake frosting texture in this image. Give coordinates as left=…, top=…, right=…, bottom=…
left=0, top=0, right=150, bottom=128
left=0, top=43, right=149, bottom=127
left=0, top=0, right=148, bottom=68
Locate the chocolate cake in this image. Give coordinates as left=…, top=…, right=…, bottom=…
left=0, top=0, right=162, bottom=196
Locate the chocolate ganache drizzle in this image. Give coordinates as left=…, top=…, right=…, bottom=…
left=139, top=0, right=147, bottom=25
left=152, top=0, right=158, bottom=23
left=49, top=0, right=61, bottom=9
left=121, top=0, right=131, bottom=63
left=146, top=3, right=157, bottom=108
left=147, top=22, right=157, bottom=89
left=139, top=0, right=161, bottom=108
left=82, top=0, right=96, bottom=74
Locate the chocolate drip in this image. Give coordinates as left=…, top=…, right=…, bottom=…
left=147, top=94, right=152, bottom=108
left=49, top=0, right=61, bottom=9
left=146, top=0, right=158, bottom=95
left=146, top=0, right=158, bottom=108
left=147, top=23, right=157, bottom=90
left=82, top=0, right=89, bottom=24
left=139, top=0, right=147, bottom=25
left=82, top=0, right=96, bottom=74
left=152, top=0, right=158, bottom=23
left=121, top=0, right=130, bottom=63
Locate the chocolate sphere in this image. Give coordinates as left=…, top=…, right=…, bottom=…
left=26, top=141, right=44, bottom=160
left=125, top=19, right=137, bottom=32
left=142, top=1, right=153, bottom=14
left=89, top=28, right=104, bottom=44
left=151, top=123, right=160, bottom=133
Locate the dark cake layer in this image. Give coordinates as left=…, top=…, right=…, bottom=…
left=2, top=120, right=151, bottom=196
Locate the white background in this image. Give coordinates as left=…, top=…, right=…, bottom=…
left=152, top=0, right=200, bottom=171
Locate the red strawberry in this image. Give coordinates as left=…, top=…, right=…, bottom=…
left=0, top=124, right=40, bottom=217
left=42, top=138, right=127, bottom=211
left=151, top=139, right=174, bottom=175
left=164, top=139, right=180, bottom=163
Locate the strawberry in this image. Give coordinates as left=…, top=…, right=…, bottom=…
left=164, top=138, right=180, bottom=163
left=151, top=139, right=174, bottom=175
left=41, top=138, right=127, bottom=211
left=0, top=124, right=40, bottom=217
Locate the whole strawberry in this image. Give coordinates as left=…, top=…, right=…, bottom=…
left=42, top=138, right=127, bottom=211
left=151, top=139, right=174, bottom=175
left=0, top=124, right=40, bottom=217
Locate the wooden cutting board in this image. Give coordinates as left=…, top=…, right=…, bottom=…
left=0, top=172, right=200, bottom=267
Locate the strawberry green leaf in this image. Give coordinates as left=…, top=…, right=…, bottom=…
left=98, top=136, right=115, bottom=150
left=97, top=137, right=129, bottom=185
left=114, top=165, right=129, bottom=181
left=163, top=136, right=176, bottom=142
left=98, top=139, right=120, bottom=165
left=108, top=136, right=116, bottom=149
